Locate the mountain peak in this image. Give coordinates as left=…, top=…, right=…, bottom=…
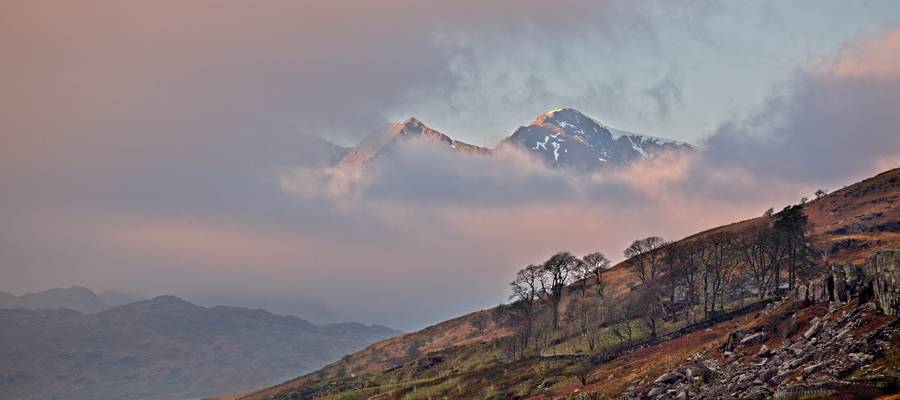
left=390, top=117, right=429, bottom=138
left=503, top=108, right=693, bottom=170
left=149, top=294, right=190, bottom=303
left=335, top=117, right=490, bottom=169
left=104, top=294, right=202, bottom=314
left=533, top=107, right=591, bottom=126
left=400, top=116, right=424, bottom=126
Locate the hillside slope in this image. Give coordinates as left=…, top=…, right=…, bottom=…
left=236, top=167, right=900, bottom=400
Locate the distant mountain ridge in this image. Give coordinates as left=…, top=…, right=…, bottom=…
left=0, top=286, right=143, bottom=313
left=0, top=295, right=399, bottom=400
left=323, top=108, right=692, bottom=171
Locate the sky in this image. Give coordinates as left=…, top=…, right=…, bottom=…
left=2, top=1, right=900, bottom=330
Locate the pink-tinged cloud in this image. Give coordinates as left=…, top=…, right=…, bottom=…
left=702, top=27, right=900, bottom=186
left=829, top=28, right=900, bottom=78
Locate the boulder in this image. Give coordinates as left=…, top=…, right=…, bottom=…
left=803, top=362, right=825, bottom=375
left=739, top=332, right=767, bottom=346
left=803, top=318, right=822, bottom=339
left=653, top=372, right=683, bottom=385
left=848, top=353, right=874, bottom=363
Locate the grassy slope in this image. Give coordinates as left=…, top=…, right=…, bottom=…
left=234, top=167, right=900, bottom=400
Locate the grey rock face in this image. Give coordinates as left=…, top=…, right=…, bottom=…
left=797, top=249, right=900, bottom=316
left=865, top=248, right=900, bottom=316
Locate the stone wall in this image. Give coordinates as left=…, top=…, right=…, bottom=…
left=864, top=248, right=900, bottom=316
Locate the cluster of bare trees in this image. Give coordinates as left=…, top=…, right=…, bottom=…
left=504, top=251, right=609, bottom=353
left=498, top=202, right=819, bottom=358
left=625, top=203, right=818, bottom=337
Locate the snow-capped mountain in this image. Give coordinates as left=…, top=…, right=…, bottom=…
left=323, top=109, right=691, bottom=172
left=336, top=117, right=490, bottom=169
left=500, top=108, right=694, bottom=170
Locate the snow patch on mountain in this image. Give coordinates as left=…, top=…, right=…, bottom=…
left=501, top=108, right=694, bottom=171
left=304, top=108, right=692, bottom=175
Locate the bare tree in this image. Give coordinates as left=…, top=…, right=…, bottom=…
left=637, top=287, right=664, bottom=338
left=624, top=237, right=669, bottom=330
left=582, top=252, right=611, bottom=296
left=569, top=254, right=608, bottom=346
left=660, top=244, right=680, bottom=306
left=608, top=297, right=638, bottom=344
left=741, top=223, right=783, bottom=299
left=697, top=232, right=739, bottom=318
left=540, top=252, right=579, bottom=330
left=584, top=303, right=610, bottom=353
left=509, top=264, right=544, bottom=351
left=662, top=242, right=702, bottom=321
left=572, top=259, right=593, bottom=298
left=624, top=237, right=667, bottom=289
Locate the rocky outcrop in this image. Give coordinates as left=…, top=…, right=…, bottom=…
left=621, top=303, right=898, bottom=400
left=797, top=248, right=900, bottom=316
left=865, top=248, right=900, bottom=316
left=622, top=249, right=900, bottom=400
